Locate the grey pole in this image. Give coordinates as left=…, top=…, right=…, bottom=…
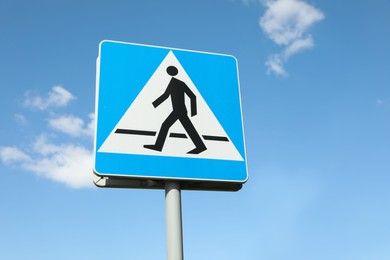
left=165, top=181, right=184, bottom=260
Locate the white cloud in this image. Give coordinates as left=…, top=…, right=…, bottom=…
left=259, top=0, right=324, bottom=75
left=283, top=35, right=314, bottom=59
left=48, top=113, right=94, bottom=138
left=24, top=86, right=76, bottom=110
left=1, top=85, right=95, bottom=189
left=265, top=54, right=287, bottom=76
left=0, top=146, right=32, bottom=163
left=260, top=0, right=324, bottom=45
left=0, top=135, right=93, bottom=189
left=27, top=135, right=93, bottom=188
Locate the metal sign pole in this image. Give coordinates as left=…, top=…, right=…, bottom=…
left=165, top=181, right=184, bottom=260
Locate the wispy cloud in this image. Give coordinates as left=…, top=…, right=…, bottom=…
left=259, top=0, right=324, bottom=76
left=241, top=0, right=258, bottom=5
left=376, top=98, right=390, bottom=106
left=283, top=35, right=314, bottom=59
left=1, top=86, right=94, bottom=189
left=265, top=54, right=287, bottom=76
left=0, top=146, right=32, bottom=163
left=14, top=114, right=28, bottom=125
left=48, top=113, right=94, bottom=138
left=24, top=85, right=76, bottom=110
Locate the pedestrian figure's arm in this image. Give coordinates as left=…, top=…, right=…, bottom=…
left=183, top=84, right=197, bottom=117
left=152, top=85, right=171, bottom=108
left=190, top=96, right=197, bottom=117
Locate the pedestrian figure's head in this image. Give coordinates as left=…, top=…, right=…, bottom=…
left=167, top=66, right=178, bottom=76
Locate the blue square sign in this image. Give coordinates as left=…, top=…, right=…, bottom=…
left=94, top=40, right=248, bottom=189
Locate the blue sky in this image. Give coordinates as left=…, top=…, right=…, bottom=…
left=1, top=0, right=389, bottom=259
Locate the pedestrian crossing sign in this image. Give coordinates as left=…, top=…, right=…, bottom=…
left=94, top=40, right=248, bottom=190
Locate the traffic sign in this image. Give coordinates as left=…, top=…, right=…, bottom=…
left=94, top=40, right=247, bottom=190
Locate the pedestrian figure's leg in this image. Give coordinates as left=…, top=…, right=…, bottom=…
left=144, top=112, right=178, bottom=151
left=179, top=115, right=207, bottom=154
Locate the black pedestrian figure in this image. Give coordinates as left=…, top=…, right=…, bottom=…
left=144, top=66, right=207, bottom=154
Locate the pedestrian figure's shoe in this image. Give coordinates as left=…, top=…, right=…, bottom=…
left=187, top=146, right=207, bottom=154
left=144, top=144, right=162, bottom=152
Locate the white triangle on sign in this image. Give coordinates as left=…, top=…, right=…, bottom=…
left=98, top=51, right=244, bottom=161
